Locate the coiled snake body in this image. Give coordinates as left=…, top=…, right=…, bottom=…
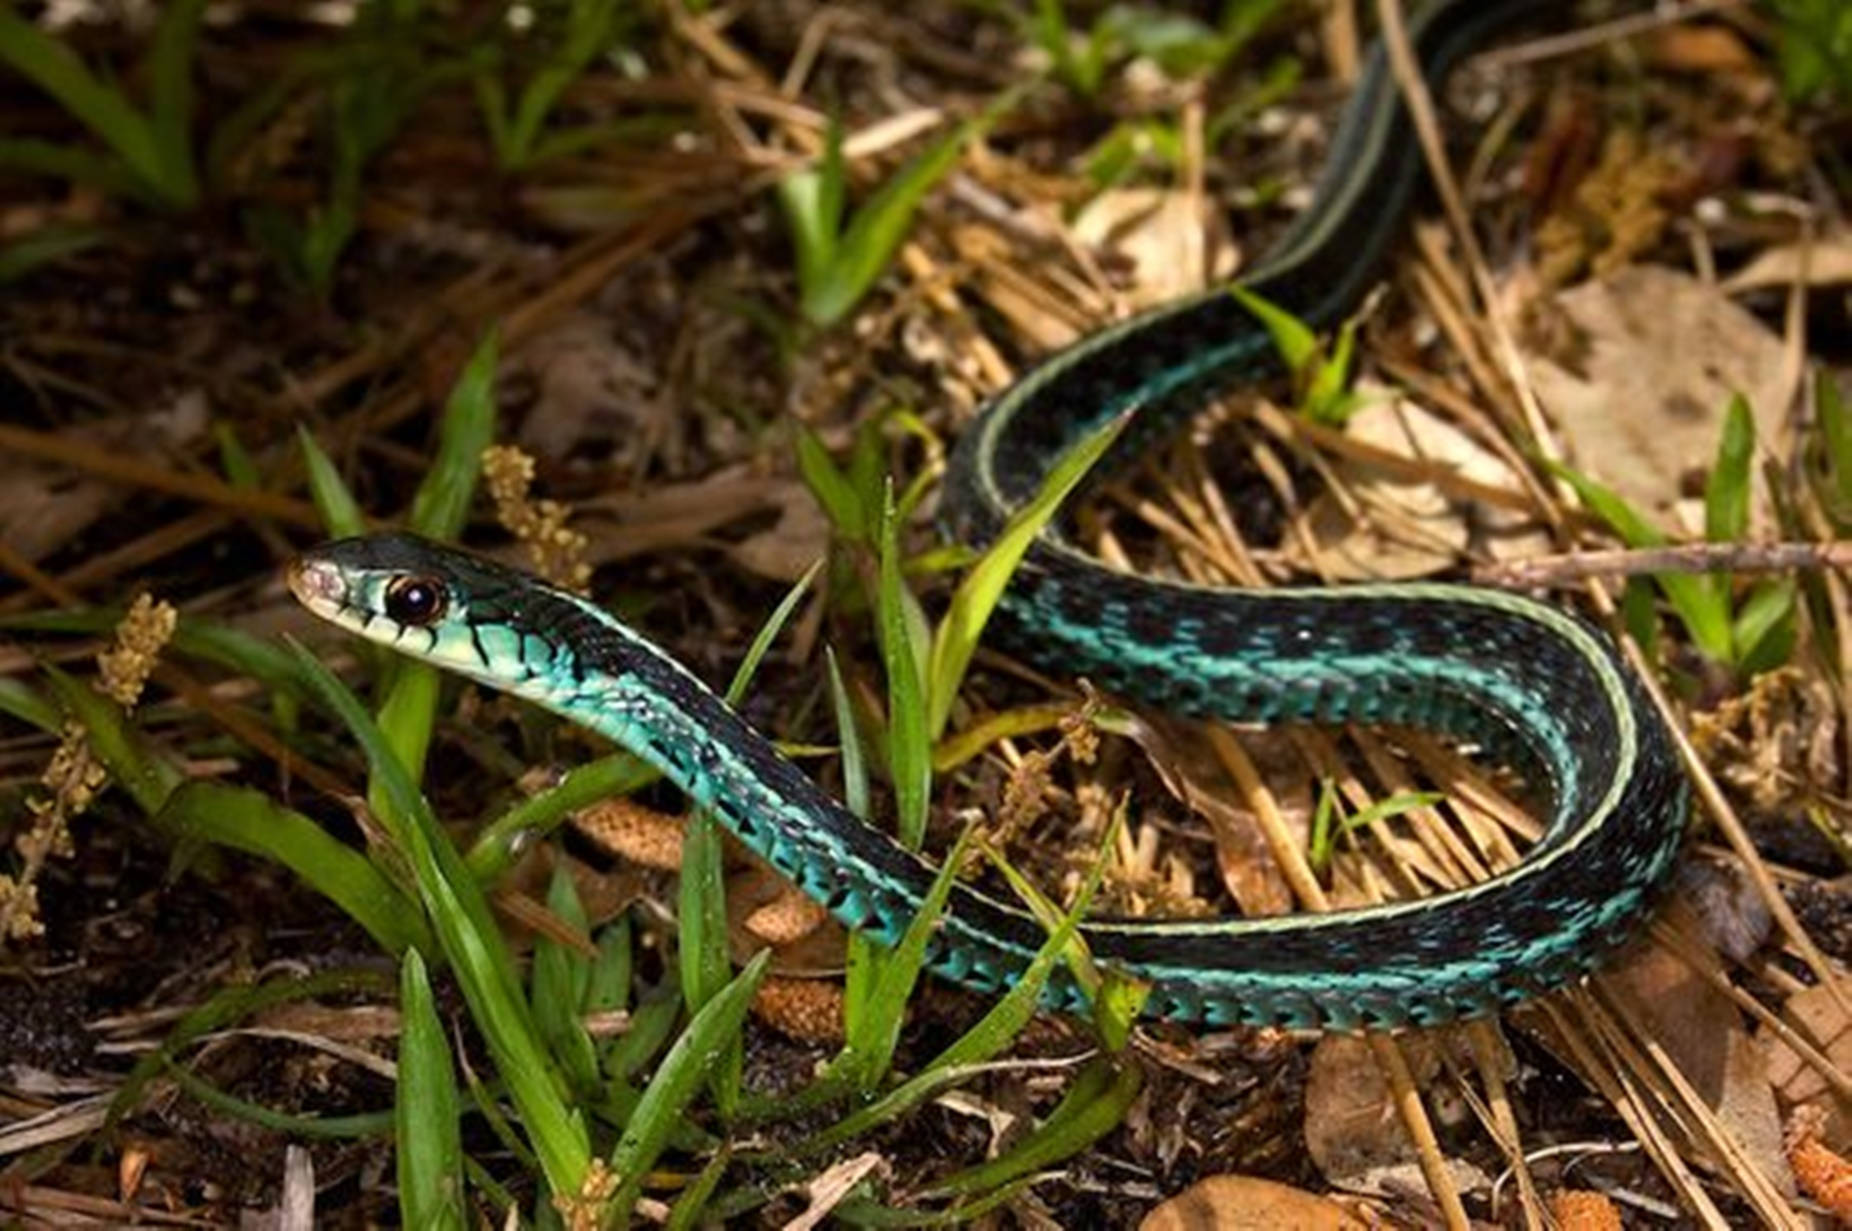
left=291, top=0, right=1687, bottom=1031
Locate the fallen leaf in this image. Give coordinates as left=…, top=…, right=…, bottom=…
left=1303, top=1034, right=1489, bottom=1199
left=1302, top=391, right=1546, bottom=581
left=1072, top=187, right=1237, bottom=308
left=1522, top=265, right=1787, bottom=521
left=1762, top=980, right=1852, bottom=1150
left=1722, top=233, right=1852, bottom=293
left=1139, top=1175, right=1373, bottom=1231
left=1606, top=939, right=1791, bottom=1190
left=0, top=391, right=207, bottom=563
left=515, top=311, right=672, bottom=468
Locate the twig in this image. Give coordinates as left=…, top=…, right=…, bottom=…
left=1475, top=541, right=1852, bottom=588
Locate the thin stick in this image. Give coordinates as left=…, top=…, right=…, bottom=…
left=1476, top=541, right=1852, bottom=588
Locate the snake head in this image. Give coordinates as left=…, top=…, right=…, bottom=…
left=286, top=532, right=604, bottom=696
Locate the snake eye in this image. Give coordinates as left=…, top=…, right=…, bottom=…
left=384, top=575, right=447, bottom=626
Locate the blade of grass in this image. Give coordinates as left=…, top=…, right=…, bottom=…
left=157, top=781, right=427, bottom=954
left=0, top=13, right=171, bottom=204
left=836, top=823, right=978, bottom=1092
left=878, top=483, right=931, bottom=850
left=298, top=426, right=368, bottom=538
left=925, top=412, right=1127, bottom=737
left=397, top=949, right=467, bottom=1230
left=678, top=808, right=740, bottom=1118
left=606, top=950, right=772, bottom=1223
left=286, top=639, right=591, bottom=1198
left=108, top=969, right=390, bottom=1130
left=533, top=865, right=601, bottom=1091
left=920, top=1054, right=1142, bottom=1200
left=1547, top=460, right=1734, bottom=663
left=146, top=0, right=205, bottom=207
left=41, top=662, right=182, bottom=816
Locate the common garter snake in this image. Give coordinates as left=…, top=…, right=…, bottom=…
left=289, top=0, right=1688, bottom=1031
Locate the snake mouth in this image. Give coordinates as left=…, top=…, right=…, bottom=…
left=286, top=556, right=348, bottom=618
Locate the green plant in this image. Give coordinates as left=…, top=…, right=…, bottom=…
left=472, top=0, right=630, bottom=170
left=779, top=103, right=1008, bottom=329
left=982, top=0, right=1285, bottom=100
left=0, top=0, right=205, bottom=209
left=1552, top=394, right=1796, bottom=677
left=1231, top=284, right=1368, bottom=425
left=1769, top=0, right=1852, bottom=105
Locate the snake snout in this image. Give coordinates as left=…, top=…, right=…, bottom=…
left=286, top=556, right=348, bottom=614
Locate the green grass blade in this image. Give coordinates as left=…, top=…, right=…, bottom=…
left=664, top=1144, right=732, bottom=1231
left=724, top=560, right=820, bottom=705
left=0, top=676, right=60, bottom=733
left=146, top=0, right=204, bottom=207
left=165, top=1063, right=393, bottom=1138
left=803, top=116, right=974, bottom=328
left=533, top=865, right=600, bottom=1090
left=1734, top=578, right=1797, bottom=673
left=41, top=663, right=182, bottom=816
left=678, top=809, right=741, bottom=1117
left=1229, top=284, right=1317, bottom=372
left=397, top=949, right=467, bottom=1230
left=286, top=639, right=591, bottom=1198
left=838, top=824, right=978, bottom=1091
left=298, top=426, right=368, bottom=538
left=157, top=781, right=425, bottom=954
left=466, top=751, right=656, bottom=880
left=795, top=423, right=869, bottom=541
left=1706, top=394, right=1756, bottom=544
left=825, top=648, right=869, bottom=818
left=921, top=1055, right=1141, bottom=1200
left=0, top=138, right=146, bottom=199
left=925, top=412, right=1126, bottom=737
left=409, top=330, right=499, bottom=539
left=0, top=222, right=108, bottom=282
left=607, top=950, right=772, bottom=1221
left=1548, top=461, right=1734, bottom=662
left=108, top=969, right=389, bottom=1130
left=0, top=13, right=170, bottom=204
left=878, top=484, right=931, bottom=850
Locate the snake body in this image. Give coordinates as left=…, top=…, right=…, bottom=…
left=290, top=0, right=1688, bottom=1031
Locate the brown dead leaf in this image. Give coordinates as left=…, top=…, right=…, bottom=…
left=1646, top=24, right=1759, bottom=75
left=1138, top=1175, right=1374, bottom=1231
left=1071, top=187, right=1237, bottom=308
left=1303, top=1034, right=1489, bottom=1199
left=513, top=311, right=677, bottom=470
left=1115, top=716, right=1297, bottom=918
left=1722, top=233, right=1852, bottom=294
left=1523, top=265, right=1787, bottom=520
left=725, top=861, right=846, bottom=974
left=0, top=392, right=207, bottom=563
left=728, top=481, right=832, bottom=583
left=1302, top=392, right=1545, bottom=581
left=1763, top=981, right=1852, bottom=1150
left=1606, top=941, right=1791, bottom=1189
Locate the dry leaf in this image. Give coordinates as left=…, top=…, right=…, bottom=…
left=1523, top=265, right=1787, bottom=519
left=1722, top=233, right=1852, bottom=294
left=0, top=392, right=207, bottom=563
left=728, top=482, right=833, bottom=583
left=515, top=311, right=672, bottom=467
left=1607, top=943, right=1791, bottom=1190
left=1303, top=1034, right=1489, bottom=1199
left=1762, top=981, right=1852, bottom=1150
left=1071, top=187, right=1237, bottom=308
left=1303, top=392, right=1545, bottom=581
left=1138, top=1175, right=1373, bottom=1231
